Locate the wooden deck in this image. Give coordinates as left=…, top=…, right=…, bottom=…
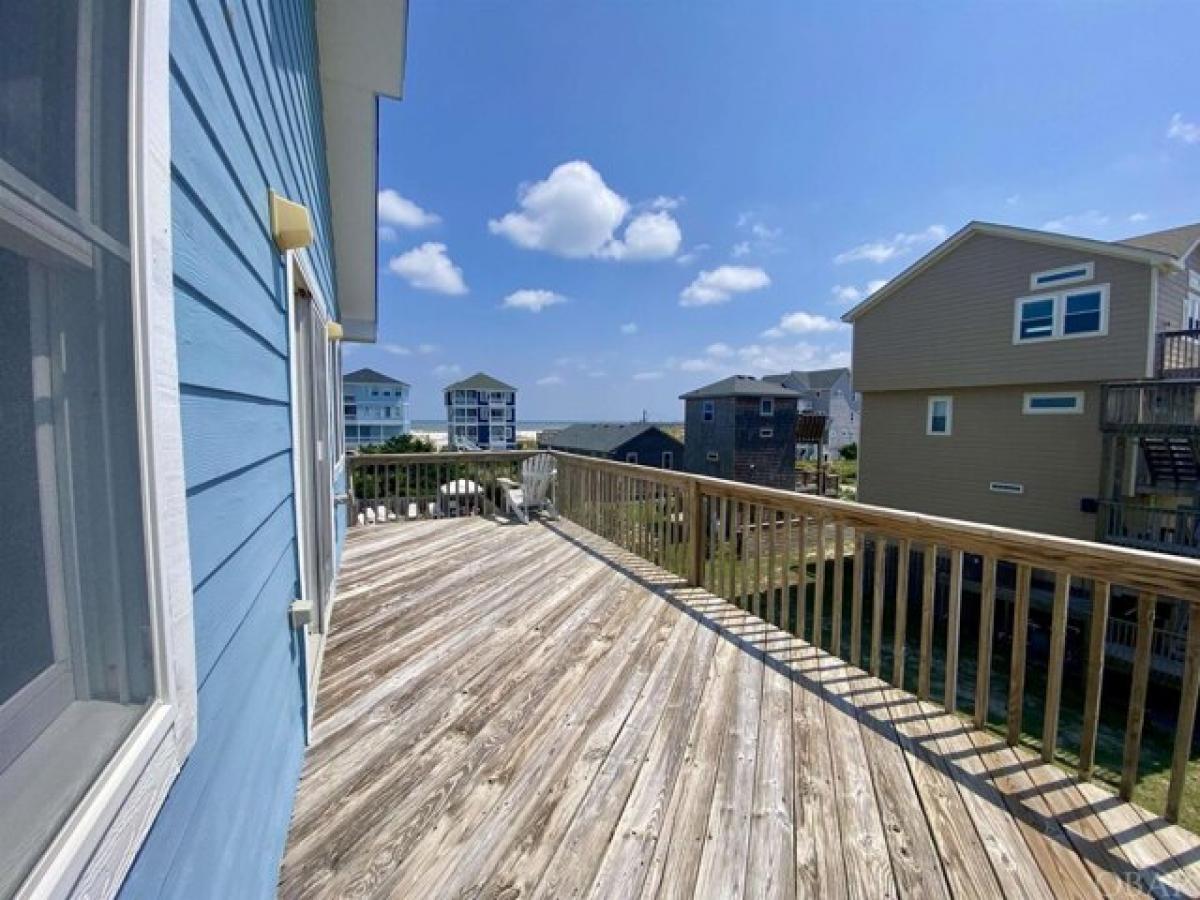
left=280, top=517, right=1200, bottom=899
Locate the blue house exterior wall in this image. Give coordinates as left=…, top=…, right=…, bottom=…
left=119, top=0, right=337, bottom=895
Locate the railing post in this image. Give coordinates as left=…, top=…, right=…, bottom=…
left=687, top=481, right=706, bottom=587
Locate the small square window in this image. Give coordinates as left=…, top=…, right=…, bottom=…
left=760, top=398, right=774, bottom=416
left=1018, top=298, right=1055, bottom=340
left=927, top=396, right=952, bottom=435
left=1063, top=290, right=1103, bottom=335
left=702, top=400, right=714, bottom=422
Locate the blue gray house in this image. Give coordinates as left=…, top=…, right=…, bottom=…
left=445, top=372, right=519, bottom=450
left=0, top=2, right=407, bottom=896
left=344, top=367, right=411, bottom=449
left=539, top=422, right=684, bottom=468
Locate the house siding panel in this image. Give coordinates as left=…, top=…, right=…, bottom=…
left=853, top=232, right=1153, bottom=392
left=120, top=1, right=334, bottom=895
left=858, top=384, right=1103, bottom=539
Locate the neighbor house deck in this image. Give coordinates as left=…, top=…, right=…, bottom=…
left=280, top=516, right=1200, bottom=899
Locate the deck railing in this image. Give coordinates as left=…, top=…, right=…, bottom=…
left=1099, top=500, right=1200, bottom=558
left=1156, top=329, right=1200, bottom=378
left=1102, top=379, right=1200, bottom=431
left=346, top=451, right=535, bottom=523
left=549, top=451, right=1200, bottom=825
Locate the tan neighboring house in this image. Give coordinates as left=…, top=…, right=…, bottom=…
left=844, top=220, right=1200, bottom=560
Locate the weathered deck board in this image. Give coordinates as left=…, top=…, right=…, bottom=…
left=279, top=518, right=1200, bottom=899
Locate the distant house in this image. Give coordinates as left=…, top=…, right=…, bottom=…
left=344, top=368, right=410, bottom=449
left=539, top=423, right=684, bottom=468
left=844, top=219, right=1200, bottom=548
left=444, top=372, right=518, bottom=449
left=763, top=367, right=860, bottom=459
left=680, top=376, right=801, bottom=489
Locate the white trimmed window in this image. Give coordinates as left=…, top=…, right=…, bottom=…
left=1030, top=262, right=1094, bottom=290
left=625, top=451, right=638, bottom=463
left=927, top=396, right=952, bottom=435
left=702, top=400, right=714, bottom=421
left=662, top=450, right=674, bottom=469
left=1023, top=391, right=1085, bottom=414
left=1187, top=271, right=1200, bottom=331
left=1014, top=285, right=1109, bottom=343
left=760, top=427, right=774, bottom=438
left=760, top=397, right=774, bottom=416
left=0, top=2, right=194, bottom=897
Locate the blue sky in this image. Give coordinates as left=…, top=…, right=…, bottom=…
left=345, top=1, right=1200, bottom=421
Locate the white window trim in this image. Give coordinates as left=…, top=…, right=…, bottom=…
left=926, top=396, right=952, bottom=436
left=702, top=400, right=714, bottom=421
left=21, top=3, right=197, bottom=896
left=760, top=427, right=774, bottom=438
left=760, top=397, right=774, bottom=416
left=625, top=451, right=638, bottom=464
left=706, top=450, right=719, bottom=462
left=1012, top=284, right=1109, bottom=345
left=1022, top=391, right=1085, bottom=415
left=1030, top=261, right=1094, bottom=290
left=990, top=482, right=1025, bottom=495
left=662, top=451, right=673, bottom=469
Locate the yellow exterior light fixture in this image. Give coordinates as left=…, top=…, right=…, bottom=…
left=326, top=321, right=344, bottom=341
left=269, top=190, right=313, bottom=251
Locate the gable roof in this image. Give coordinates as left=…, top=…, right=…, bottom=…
left=680, top=375, right=801, bottom=400
left=1118, top=223, right=1200, bottom=260
left=544, top=423, right=683, bottom=455
left=444, top=371, right=517, bottom=392
left=344, top=367, right=409, bottom=387
left=763, top=367, right=849, bottom=392
left=841, top=220, right=1185, bottom=323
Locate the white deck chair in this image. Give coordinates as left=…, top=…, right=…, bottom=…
left=498, top=454, right=557, bottom=524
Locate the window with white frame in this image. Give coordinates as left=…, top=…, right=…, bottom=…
left=760, top=427, right=774, bottom=438
left=662, top=450, right=674, bottom=469
left=1187, top=271, right=1200, bottom=331
left=702, top=399, right=714, bottom=421
left=625, top=451, right=638, bottom=463
left=760, top=397, right=774, bottom=416
left=1023, top=391, right=1084, bottom=414
left=706, top=450, right=719, bottom=462
left=0, top=3, right=193, bottom=895
left=926, top=396, right=952, bottom=435
left=1014, top=285, right=1108, bottom=343
left=1030, top=262, right=1094, bottom=290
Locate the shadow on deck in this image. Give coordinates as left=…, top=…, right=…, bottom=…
left=279, top=517, right=1200, bottom=899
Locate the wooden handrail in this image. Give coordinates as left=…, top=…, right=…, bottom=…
left=547, top=449, right=1200, bottom=826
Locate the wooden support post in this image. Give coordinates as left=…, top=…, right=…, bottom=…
left=892, top=538, right=911, bottom=688
left=1007, top=564, right=1031, bottom=746
left=870, top=537, right=886, bottom=677
left=687, top=484, right=705, bottom=587
left=918, top=544, right=937, bottom=701
left=944, top=549, right=963, bottom=713
left=1042, top=572, right=1070, bottom=762
left=1121, top=592, right=1156, bottom=800
left=850, top=532, right=864, bottom=668
left=1168, top=602, right=1200, bottom=822
left=974, top=555, right=997, bottom=729
left=1079, top=580, right=1111, bottom=779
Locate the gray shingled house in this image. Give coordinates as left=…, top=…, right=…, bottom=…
left=680, top=376, right=800, bottom=489
left=539, top=423, right=684, bottom=469
left=763, top=367, right=860, bottom=459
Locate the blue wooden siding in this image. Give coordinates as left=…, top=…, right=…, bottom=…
left=120, top=0, right=336, bottom=895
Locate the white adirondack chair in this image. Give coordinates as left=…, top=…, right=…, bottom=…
left=498, top=454, right=557, bottom=524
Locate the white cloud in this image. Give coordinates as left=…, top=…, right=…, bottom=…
left=679, top=357, right=720, bottom=372
left=488, top=160, right=681, bottom=261
left=1129, top=212, right=1150, bottom=224
left=633, top=371, right=663, bottom=381
left=734, top=212, right=783, bottom=256
left=381, top=343, right=411, bottom=355
left=831, top=279, right=888, bottom=306
left=731, top=241, right=752, bottom=257
left=433, top=363, right=462, bottom=377
left=620, top=322, right=638, bottom=334
left=602, top=211, right=682, bottom=260
left=502, top=288, right=567, bottom=313
left=387, top=243, right=468, bottom=295
left=417, top=343, right=438, bottom=355
left=675, top=340, right=852, bottom=378
left=762, top=311, right=846, bottom=337
left=1041, top=210, right=1110, bottom=234
left=536, top=374, right=564, bottom=386
left=833, top=224, right=946, bottom=264
left=680, top=265, right=771, bottom=307
left=706, top=342, right=734, bottom=357
left=377, top=189, right=441, bottom=229
left=676, top=243, right=709, bottom=266
left=649, top=195, right=683, bottom=211
left=378, top=226, right=398, bottom=243
left=1168, top=113, right=1200, bottom=145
